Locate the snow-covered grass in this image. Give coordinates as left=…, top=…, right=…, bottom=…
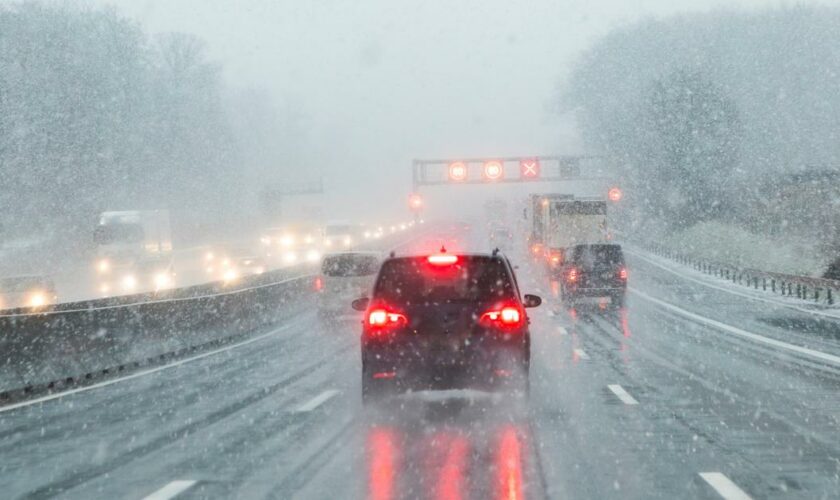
left=658, top=221, right=828, bottom=277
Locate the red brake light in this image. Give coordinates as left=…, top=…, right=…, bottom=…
left=567, top=267, right=579, bottom=283
left=368, top=308, right=408, bottom=328
left=427, top=254, right=458, bottom=265
left=481, top=306, right=522, bottom=327
left=314, top=276, right=323, bottom=291
left=619, top=268, right=628, bottom=280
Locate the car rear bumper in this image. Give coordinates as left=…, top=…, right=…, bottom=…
left=362, top=337, right=528, bottom=390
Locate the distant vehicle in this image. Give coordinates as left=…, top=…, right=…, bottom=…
left=542, top=197, right=608, bottom=275
left=323, top=222, right=358, bottom=250
left=93, top=210, right=173, bottom=295
left=560, top=243, right=627, bottom=308
left=352, top=250, right=541, bottom=402
left=317, top=252, right=380, bottom=319
left=260, top=224, right=324, bottom=264
left=489, top=226, right=514, bottom=251
left=235, top=255, right=267, bottom=277
left=134, top=256, right=177, bottom=292
left=0, top=275, right=58, bottom=310
left=526, top=194, right=573, bottom=261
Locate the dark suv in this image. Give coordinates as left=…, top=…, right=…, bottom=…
left=352, top=251, right=541, bottom=402
left=560, top=244, right=627, bottom=307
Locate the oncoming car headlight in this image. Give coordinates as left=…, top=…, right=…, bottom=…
left=154, top=272, right=172, bottom=290
left=122, top=274, right=137, bottom=291
left=96, top=259, right=110, bottom=274
left=223, top=269, right=238, bottom=281
left=27, top=292, right=47, bottom=308
left=306, top=249, right=321, bottom=262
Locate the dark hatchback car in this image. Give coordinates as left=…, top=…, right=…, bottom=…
left=352, top=252, right=541, bottom=402
left=560, top=244, right=627, bottom=307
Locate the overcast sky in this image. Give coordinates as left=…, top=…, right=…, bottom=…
left=83, top=0, right=830, bottom=217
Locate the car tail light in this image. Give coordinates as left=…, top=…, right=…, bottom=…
left=480, top=306, right=522, bottom=328
left=531, top=244, right=542, bottom=255
left=368, top=308, right=408, bottom=328
left=427, top=254, right=458, bottom=265
left=618, top=267, right=628, bottom=280
left=314, top=276, right=323, bottom=291
left=567, top=267, right=579, bottom=283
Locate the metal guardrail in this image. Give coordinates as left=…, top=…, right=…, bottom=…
left=644, top=243, right=840, bottom=306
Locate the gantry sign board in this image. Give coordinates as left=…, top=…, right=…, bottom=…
left=411, top=155, right=606, bottom=190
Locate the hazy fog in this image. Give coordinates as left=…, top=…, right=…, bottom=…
left=84, top=0, right=794, bottom=217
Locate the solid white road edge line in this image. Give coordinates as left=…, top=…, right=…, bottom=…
left=573, top=348, right=589, bottom=360
left=141, top=480, right=197, bottom=500
left=630, top=287, right=840, bottom=367
left=607, top=384, right=639, bottom=405
left=0, top=322, right=299, bottom=415
left=699, top=472, right=753, bottom=500
left=294, top=389, right=340, bottom=413
left=626, top=248, right=840, bottom=320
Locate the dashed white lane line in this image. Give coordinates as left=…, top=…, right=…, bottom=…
left=573, top=348, right=589, bottom=360
left=630, top=288, right=840, bottom=367
left=294, top=389, right=340, bottom=413
left=607, top=384, right=639, bottom=405
left=556, top=326, right=568, bottom=335
left=699, top=472, right=753, bottom=500
left=141, top=480, right=197, bottom=500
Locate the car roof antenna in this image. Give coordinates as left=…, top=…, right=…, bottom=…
left=439, top=245, right=447, bottom=253
left=492, top=247, right=500, bottom=256
left=389, top=250, right=396, bottom=258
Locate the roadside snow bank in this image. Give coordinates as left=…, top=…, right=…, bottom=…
left=658, top=221, right=827, bottom=277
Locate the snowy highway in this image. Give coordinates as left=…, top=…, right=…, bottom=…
left=1, top=226, right=838, bottom=499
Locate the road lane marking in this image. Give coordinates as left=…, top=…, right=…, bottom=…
left=630, top=288, right=840, bottom=367
left=294, top=389, right=340, bottom=413
left=0, top=320, right=304, bottom=414
left=141, top=480, right=197, bottom=500
left=699, top=472, right=752, bottom=500
left=556, top=326, right=567, bottom=335
left=627, top=249, right=840, bottom=320
left=573, top=348, right=589, bottom=360
left=607, top=384, right=638, bottom=405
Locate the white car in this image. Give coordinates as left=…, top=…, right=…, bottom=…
left=317, top=252, right=381, bottom=319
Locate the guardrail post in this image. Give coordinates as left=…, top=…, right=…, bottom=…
left=771, top=279, right=775, bottom=292
left=762, top=278, right=766, bottom=291
left=814, top=288, right=820, bottom=302
left=796, top=284, right=802, bottom=299
left=828, top=288, right=834, bottom=305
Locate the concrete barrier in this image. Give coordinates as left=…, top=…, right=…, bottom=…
left=0, top=268, right=316, bottom=399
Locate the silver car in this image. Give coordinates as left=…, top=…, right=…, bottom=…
left=317, top=252, right=381, bottom=320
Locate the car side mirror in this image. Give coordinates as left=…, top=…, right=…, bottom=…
left=523, top=294, right=542, bottom=308
left=351, top=297, right=370, bottom=312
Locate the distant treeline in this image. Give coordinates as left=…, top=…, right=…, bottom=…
left=562, top=6, right=840, bottom=246
left=0, top=2, right=293, bottom=243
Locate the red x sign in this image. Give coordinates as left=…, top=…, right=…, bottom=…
left=519, top=159, right=540, bottom=179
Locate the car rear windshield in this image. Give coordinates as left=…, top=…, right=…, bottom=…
left=321, top=254, right=379, bottom=277
left=571, top=245, right=624, bottom=269
left=373, top=256, right=515, bottom=304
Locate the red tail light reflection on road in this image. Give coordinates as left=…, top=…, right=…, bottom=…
left=368, top=427, right=399, bottom=500
left=435, top=433, right=470, bottom=500
left=496, top=426, right=524, bottom=500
